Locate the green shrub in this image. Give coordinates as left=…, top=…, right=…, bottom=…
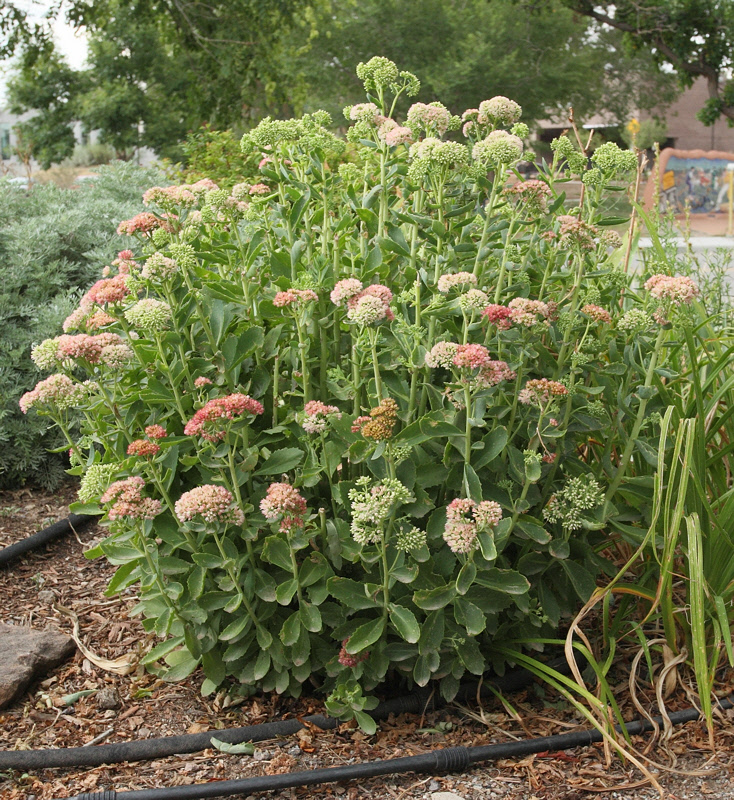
left=25, top=59, right=702, bottom=723
left=0, top=161, right=165, bottom=489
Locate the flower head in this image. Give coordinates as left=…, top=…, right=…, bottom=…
left=518, top=378, right=568, bottom=406
left=300, top=401, right=342, bottom=434
left=184, top=394, right=264, bottom=441
left=260, top=482, right=308, bottom=533
left=145, top=424, right=167, bottom=439
left=20, top=374, right=86, bottom=414
left=273, top=289, right=318, bottom=307
left=425, top=341, right=460, bottom=369
left=127, top=439, right=161, bottom=458
left=331, top=278, right=364, bottom=305
left=84, top=275, right=131, bottom=306
left=644, top=274, right=699, bottom=305
left=124, top=299, right=172, bottom=330
left=508, top=298, right=550, bottom=327
left=504, top=179, right=551, bottom=215
left=443, top=497, right=503, bottom=554
left=478, top=96, right=522, bottom=127
left=141, top=253, right=178, bottom=282
left=78, top=463, right=118, bottom=503
left=101, top=476, right=162, bottom=520
left=407, top=102, right=452, bottom=136
left=582, top=304, right=612, bottom=324
left=176, top=485, right=244, bottom=525
left=355, top=397, right=399, bottom=441
left=481, top=304, right=512, bottom=330
left=473, top=130, right=523, bottom=166
left=346, top=294, right=389, bottom=325
left=437, top=272, right=478, bottom=294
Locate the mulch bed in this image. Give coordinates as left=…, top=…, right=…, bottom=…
left=2, top=483, right=734, bottom=800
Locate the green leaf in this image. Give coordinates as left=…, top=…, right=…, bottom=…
left=559, top=560, right=597, bottom=600
left=454, top=597, right=486, bottom=635
left=515, top=518, right=551, bottom=544
left=254, top=447, right=304, bottom=476
left=140, top=636, right=186, bottom=666
left=413, top=583, right=456, bottom=611
left=220, top=614, right=250, bottom=641
left=345, top=617, right=385, bottom=654
left=353, top=709, right=377, bottom=735
left=262, top=536, right=294, bottom=572
left=280, top=611, right=302, bottom=646
left=209, top=737, right=255, bottom=755
left=389, top=604, right=420, bottom=643
left=473, top=427, right=508, bottom=469
left=456, top=561, right=477, bottom=595
left=463, top=464, right=483, bottom=502
left=275, top=578, right=298, bottom=605
left=299, top=601, right=323, bottom=633
left=327, top=577, right=379, bottom=609
left=475, top=568, right=530, bottom=595
left=477, top=531, right=497, bottom=561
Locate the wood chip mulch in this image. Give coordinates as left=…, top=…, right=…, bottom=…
left=2, top=483, right=734, bottom=800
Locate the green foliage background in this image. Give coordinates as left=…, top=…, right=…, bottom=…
left=0, top=162, right=164, bottom=489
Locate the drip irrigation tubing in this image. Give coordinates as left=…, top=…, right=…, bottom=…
left=0, top=513, right=95, bottom=567
left=0, top=657, right=571, bottom=772
left=62, top=695, right=734, bottom=800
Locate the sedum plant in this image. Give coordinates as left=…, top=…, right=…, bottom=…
left=22, top=58, right=701, bottom=723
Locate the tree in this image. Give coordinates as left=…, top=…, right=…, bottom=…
left=285, top=0, right=677, bottom=125
left=559, top=0, right=734, bottom=125
left=6, top=40, right=82, bottom=169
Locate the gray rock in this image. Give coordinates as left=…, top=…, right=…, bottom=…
left=429, top=782, right=441, bottom=791
left=431, top=793, right=468, bottom=800
left=0, top=623, right=75, bottom=708
left=37, top=590, right=56, bottom=604
left=96, top=686, right=122, bottom=710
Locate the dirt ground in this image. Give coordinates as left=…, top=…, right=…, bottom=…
left=2, top=483, right=734, bottom=800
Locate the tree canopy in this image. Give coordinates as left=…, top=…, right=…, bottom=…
left=560, top=0, right=734, bottom=125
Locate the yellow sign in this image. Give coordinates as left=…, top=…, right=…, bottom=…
left=662, top=170, right=675, bottom=191
left=627, top=118, right=641, bottom=135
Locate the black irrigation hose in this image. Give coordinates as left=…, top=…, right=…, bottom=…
left=0, top=513, right=95, bottom=567
left=0, top=657, right=571, bottom=772
left=64, top=696, right=734, bottom=800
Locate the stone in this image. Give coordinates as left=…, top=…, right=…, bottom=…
left=37, top=590, right=56, bottom=604
left=431, top=793, right=468, bottom=800
left=0, top=623, right=75, bottom=708
left=96, top=686, right=122, bottom=710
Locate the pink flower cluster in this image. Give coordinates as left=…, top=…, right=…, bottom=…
left=260, top=482, right=308, bottom=533
left=582, top=304, right=612, bottom=324
left=56, top=333, right=124, bottom=364
left=112, top=250, right=139, bottom=274
left=346, top=284, right=394, bottom=325
left=349, top=103, right=382, bottom=125
left=443, top=497, right=503, bottom=554
left=128, top=422, right=166, bottom=458
left=20, top=374, right=85, bottom=414
left=331, top=278, right=364, bottom=305
left=84, top=275, right=131, bottom=306
left=474, top=360, right=516, bottom=388
left=143, top=185, right=198, bottom=208
left=127, top=439, right=161, bottom=458
left=175, top=485, right=244, bottom=525
left=644, top=274, right=699, bottom=305
left=301, top=400, right=342, bottom=434
left=504, top=179, right=552, bottom=214
left=117, top=212, right=173, bottom=237
left=378, top=119, right=413, bottom=146
left=518, top=378, right=568, bottom=406
left=406, top=102, right=451, bottom=136
left=453, top=343, right=493, bottom=370
left=145, top=424, right=167, bottom=439
left=425, top=341, right=459, bottom=369
left=338, top=638, right=370, bottom=668
left=507, top=298, right=550, bottom=327
left=437, top=271, right=478, bottom=293
left=194, top=377, right=213, bottom=388
left=184, top=394, right=264, bottom=442
left=273, top=289, right=319, bottom=307
left=481, top=304, right=513, bottom=330
left=557, top=216, right=598, bottom=251
left=100, top=477, right=162, bottom=520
